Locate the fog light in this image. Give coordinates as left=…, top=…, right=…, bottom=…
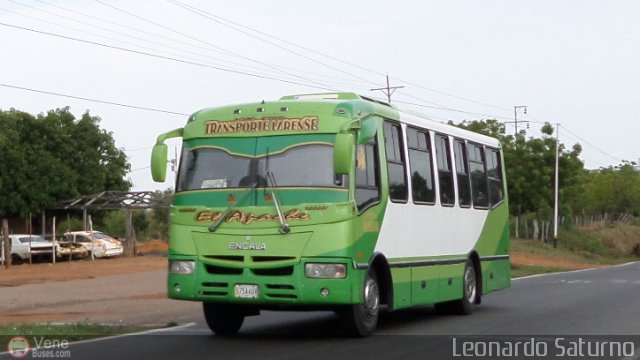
left=169, top=260, right=195, bottom=275
left=174, top=284, right=182, bottom=293
left=320, top=288, right=329, bottom=297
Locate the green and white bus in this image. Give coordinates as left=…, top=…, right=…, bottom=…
left=151, top=92, right=510, bottom=336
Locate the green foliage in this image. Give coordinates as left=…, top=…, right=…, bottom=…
left=558, top=228, right=608, bottom=256
left=57, top=217, right=85, bottom=233
left=453, top=119, right=585, bottom=219
left=101, top=211, right=126, bottom=238
left=578, top=162, right=640, bottom=216
left=0, top=108, right=131, bottom=217
left=99, top=210, right=149, bottom=239
left=456, top=119, right=640, bottom=224
left=149, top=188, right=173, bottom=240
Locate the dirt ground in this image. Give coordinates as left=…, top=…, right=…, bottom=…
left=0, top=240, right=168, bottom=287
left=0, top=240, right=201, bottom=327
left=0, top=240, right=604, bottom=326
left=510, top=252, right=605, bottom=270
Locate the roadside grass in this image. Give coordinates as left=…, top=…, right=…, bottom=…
left=510, top=224, right=640, bottom=278
left=511, top=264, right=572, bottom=278
left=0, top=323, right=150, bottom=344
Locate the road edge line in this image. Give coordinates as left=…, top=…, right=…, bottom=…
left=513, top=260, right=639, bottom=281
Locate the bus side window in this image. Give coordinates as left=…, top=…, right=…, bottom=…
left=435, top=134, right=455, bottom=206
left=355, top=136, right=380, bottom=212
left=468, top=143, right=489, bottom=208
left=407, top=127, right=435, bottom=204
left=454, top=140, right=472, bottom=207
left=383, top=121, right=408, bottom=202
left=487, top=148, right=504, bottom=206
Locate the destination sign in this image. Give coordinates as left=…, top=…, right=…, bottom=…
left=205, top=116, right=319, bottom=135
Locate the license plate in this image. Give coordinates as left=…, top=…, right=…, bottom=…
left=234, top=284, right=259, bottom=299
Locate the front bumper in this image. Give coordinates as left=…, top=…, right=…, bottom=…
left=167, top=256, right=361, bottom=307
left=102, top=247, right=124, bottom=257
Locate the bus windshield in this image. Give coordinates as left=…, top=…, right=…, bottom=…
left=177, top=142, right=343, bottom=192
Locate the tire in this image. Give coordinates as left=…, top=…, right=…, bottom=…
left=203, top=303, right=245, bottom=336
left=451, top=260, right=477, bottom=315
left=339, top=269, right=380, bottom=337
left=11, top=254, right=22, bottom=265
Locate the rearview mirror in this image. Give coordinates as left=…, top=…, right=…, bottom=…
left=151, top=143, right=168, bottom=182
left=334, top=133, right=354, bottom=175
left=357, top=117, right=377, bottom=144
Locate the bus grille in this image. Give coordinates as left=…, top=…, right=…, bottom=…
left=251, top=266, right=294, bottom=276
left=200, top=282, right=229, bottom=297
left=251, top=256, right=296, bottom=262
left=264, top=284, right=297, bottom=300
left=205, top=264, right=243, bottom=275
left=203, top=255, right=244, bottom=263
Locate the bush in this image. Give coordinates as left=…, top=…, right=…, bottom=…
left=558, top=228, right=609, bottom=256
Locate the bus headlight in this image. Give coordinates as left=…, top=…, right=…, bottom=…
left=305, top=263, right=346, bottom=279
left=169, top=260, right=196, bottom=275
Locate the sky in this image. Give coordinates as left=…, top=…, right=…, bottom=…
left=1, top=0, right=639, bottom=192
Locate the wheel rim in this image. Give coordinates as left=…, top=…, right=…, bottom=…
left=363, top=277, right=379, bottom=319
left=464, top=265, right=477, bottom=303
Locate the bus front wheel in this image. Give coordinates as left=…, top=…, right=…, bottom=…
left=339, top=269, right=380, bottom=337
left=203, top=302, right=245, bottom=336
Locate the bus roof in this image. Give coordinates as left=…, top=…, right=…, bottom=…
left=184, top=92, right=501, bottom=148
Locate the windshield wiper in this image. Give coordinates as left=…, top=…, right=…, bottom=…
left=267, top=170, right=291, bottom=234
left=265, top=170, right=290, bottom=234
left=208, top=182, right=257, bottom=232
left=263, top=149, right=290, bottom=234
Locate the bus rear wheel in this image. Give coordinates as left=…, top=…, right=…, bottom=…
left=203, top=302, right=245, bottom=336
left=452, top=260, right=477, bottom=315
left=435, top=260, right=478, bottom=315
left=339, top=269, right=379, bottom=337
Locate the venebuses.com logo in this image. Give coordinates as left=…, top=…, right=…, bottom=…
left=6, top=336, right=30, bottom=358
left=5, top=336, right=71, bottom=359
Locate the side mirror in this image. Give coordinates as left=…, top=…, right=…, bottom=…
left=334, top=132, right=354, bottom=175
left=151, top=143, right=168, bottom=182
left=357, top=117, right=377, bottom=144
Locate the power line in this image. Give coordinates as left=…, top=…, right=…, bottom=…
left=5, top=2, right=512, bottom=114
left=32, top=0, right=233, bottom=57
left=0, top=6, right=232, bottom=69
left=391, top=97, right=515, bottom=121
left=0, top=22, right=336, bottom=91
left=0, top=82, right=190, bottom=116
left=166, top=0, right=381, bottom=88
left=92, top=0, right=338, bottom=91
left=30, top=0, right=374, bottom=90
left=559, top=125, right=622, bottom=164
left=162, top=1, right=510, bottom=113
left=123, top=146, right=153, bottom=152
left=12, top=0, right=267, bottom=71
left=129, top=166, right=151, bottom=172
left=524, top=113, right=623, bottom=164
left=3, top=6, right=358, bottom=89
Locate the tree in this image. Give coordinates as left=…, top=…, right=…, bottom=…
left=579, top=162, right=640, bottom=216
left=150, top=188, right=173, bottom=240
left=0, top=108, right=131, bottom=218
left=452, top=119, right=585, bottom=219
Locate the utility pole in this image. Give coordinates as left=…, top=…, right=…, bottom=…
left=553, top=123, right=560, bottom=248
left=513, top=105, right=527, bottom=136
left=370, top=74, right=404, bottom=103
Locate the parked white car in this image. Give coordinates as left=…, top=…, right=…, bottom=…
left=63, top=231, right=124, bottom=258
left=5, top=234, right=58, bottom=262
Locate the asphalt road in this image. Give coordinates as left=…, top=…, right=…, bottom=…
left=3, top=262, right=640, bottom=359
